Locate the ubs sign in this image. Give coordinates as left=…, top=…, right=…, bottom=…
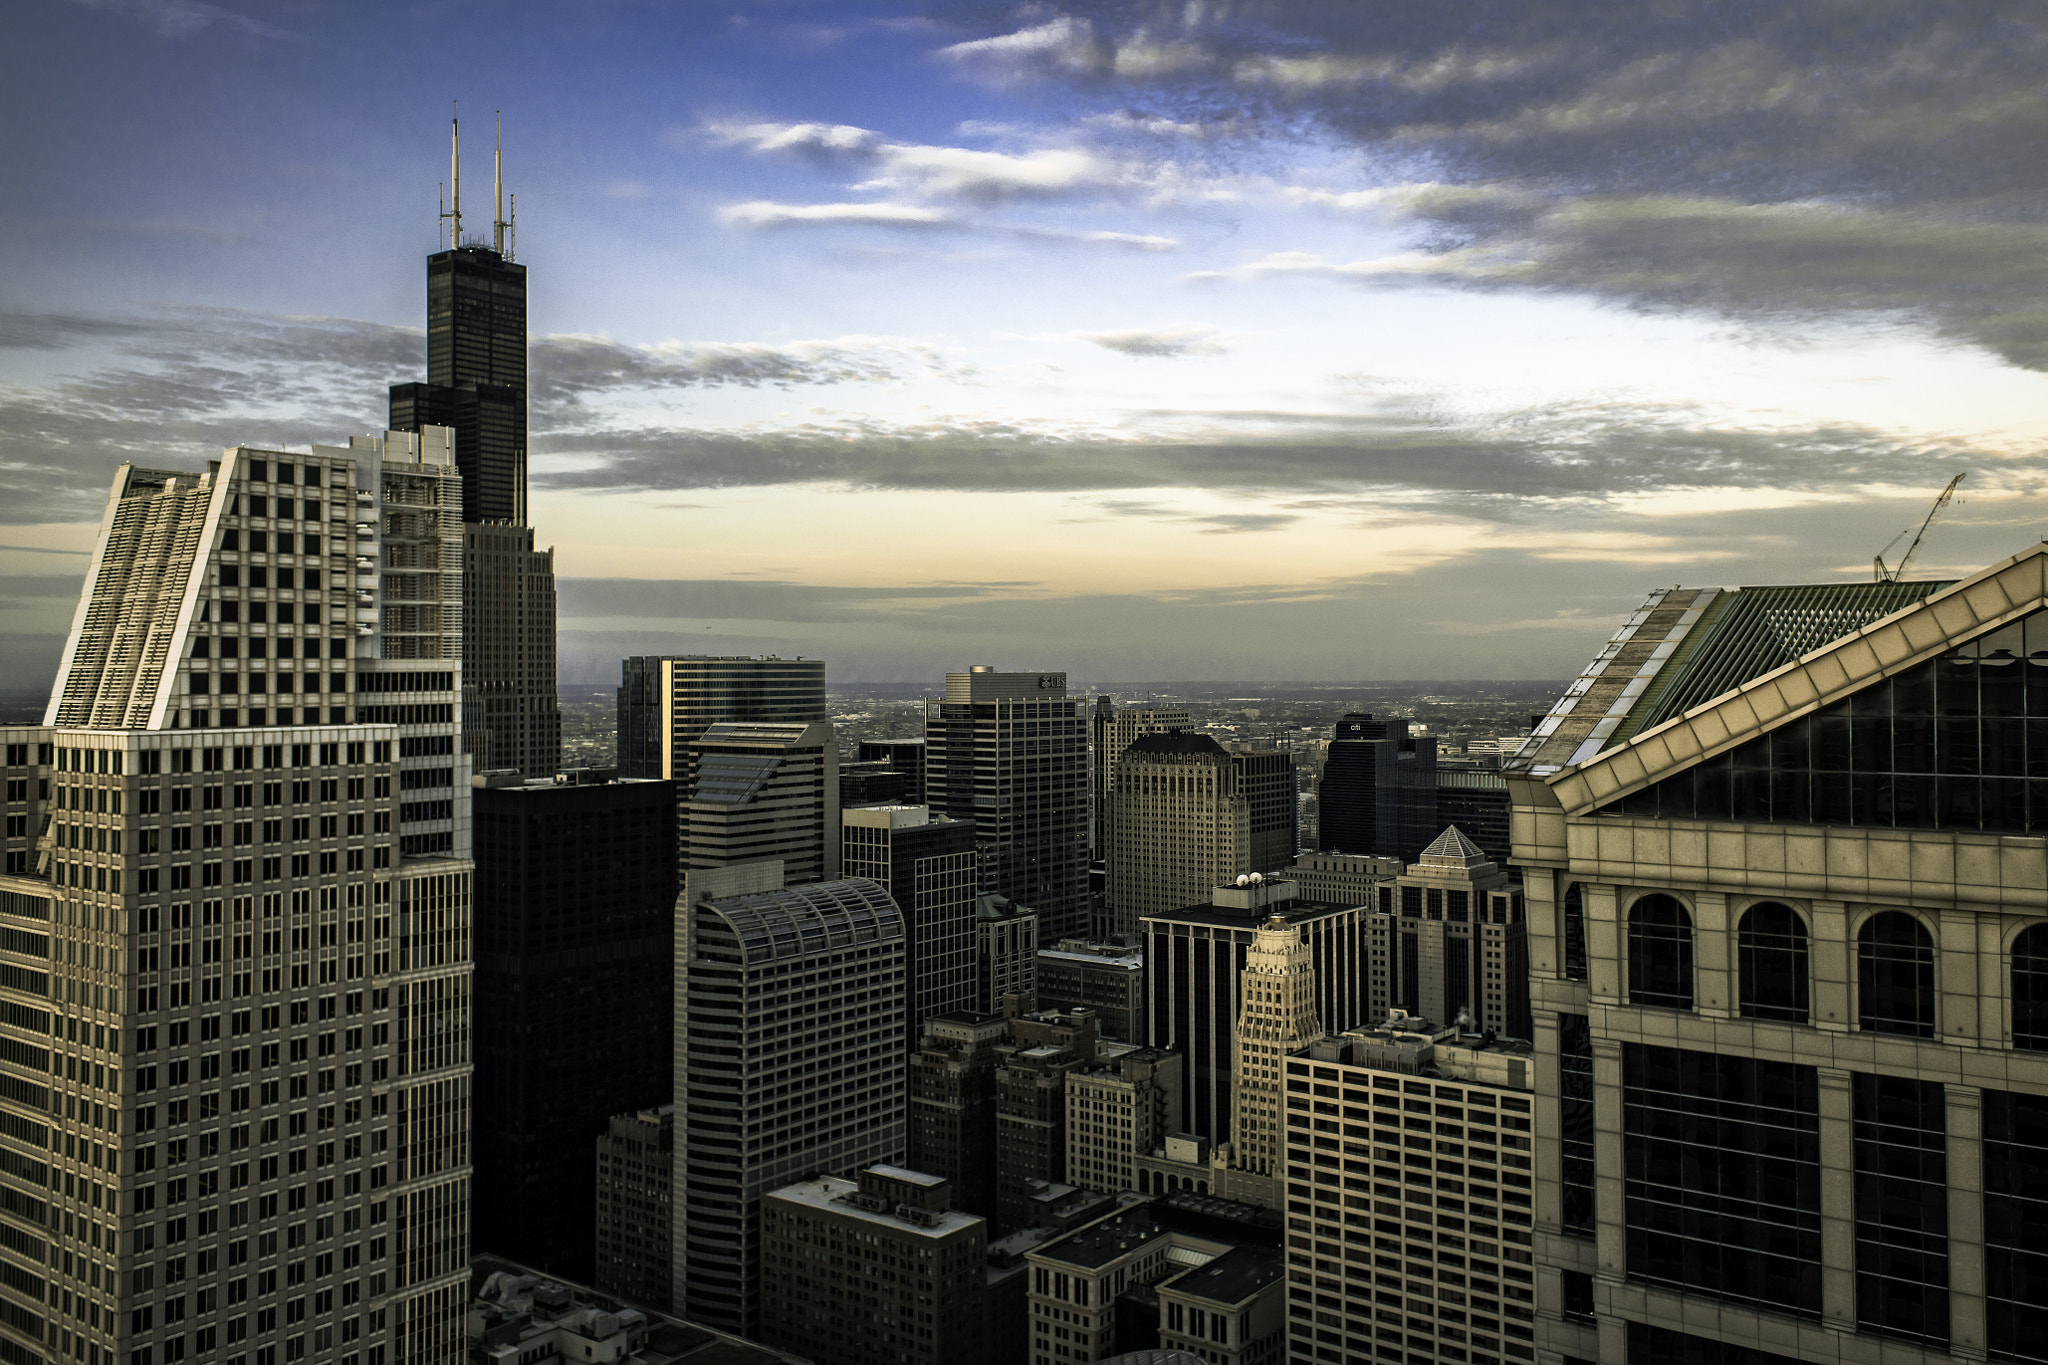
left=1036, top=674, right=1066, bottom=690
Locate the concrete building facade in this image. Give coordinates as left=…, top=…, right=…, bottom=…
left=1281, top=1020, right=1539, bottom=1365
left=1037, top=937, right=1145, bottom=1043
left=1216, top=915, right=1322, bottom=1208
left=758, top=1165, right=992, bottom=1365
left=1, top=433, right=477, bottom=1365
left=1506, top=550, right=2048, bottom=1365
left=1090, top=700, right=1192, bottom=861
left=979, top=893, right=1040, bottom=1014
left=1105, top=733, right=1295, bottom=940
left=676, top=721, right=838, bottom=885
left=1364, top=827, right=1531, bottom=1042
left=670, top=869, right=907, bottom=1336
left=1063, top=1047, right=1184, bottom=1198
left=593, top=1105, right=674, bottom=1311
left=841, top=805, right=978, bottom=1050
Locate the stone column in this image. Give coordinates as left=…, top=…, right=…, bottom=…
left=1694, top=890, right=1731, bottom=1018
left=1817, top=1066, right=1858, bottom=1331
left=1809, top=899, right=1851, bottom=1032
left=1592, top=1036, right=1626, bottom=1284
left=1585, top=884, right=1621, bottom=1007
left=1947, top=1082, right=1987, bottom=1360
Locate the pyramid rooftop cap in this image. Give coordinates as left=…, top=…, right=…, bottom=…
left=1418, top=826, right=1490, bottom=867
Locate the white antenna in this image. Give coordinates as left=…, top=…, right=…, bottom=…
left=450, top=103, right=463, bottom=249
left=508, top=193, right=516, bottom=262
left=493, top=111, right=506, bottom=255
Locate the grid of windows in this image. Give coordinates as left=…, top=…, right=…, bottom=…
left=1858, top=912, right=1935, bottom=1037
left=1624, top=1322, right=1807, bottom=1365
left=1852, top=1072, right=1948, bottom=1347
left=1736, top=902, right=1808, bottom=1024
left=1621, top=1044, right=1820, bottom=1316
left=1560, top=883, right=1587, bottom=983
left=1558, top=1013, right=1594, bottom=1238
left=1984, top=1086, right=2048, bottom=1365
left=1600, top=608, right=2048, bottom=833
left=1626, top=894, right=1693, bottom=1010
left=2013, top=924, right=2048, bottom=1051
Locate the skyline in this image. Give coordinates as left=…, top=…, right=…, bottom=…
left=7, top=1, right=2048, bottom=687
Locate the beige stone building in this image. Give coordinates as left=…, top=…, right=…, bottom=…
left=1505, top=546, right=2048, bottom=1365
left=1217, top=914, right=1323, bottom=1208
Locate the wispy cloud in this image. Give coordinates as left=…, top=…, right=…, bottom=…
left=718, top=200, right=952, bottom=228
left=1072, top=323, right=1230, bottom=357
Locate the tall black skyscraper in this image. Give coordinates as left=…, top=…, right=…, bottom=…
left=390, top=116, right=561, bottom=776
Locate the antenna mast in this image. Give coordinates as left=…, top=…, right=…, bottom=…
left=449, top=104, right=463, bottom=249
left=493, top=111, right=507, bottom=255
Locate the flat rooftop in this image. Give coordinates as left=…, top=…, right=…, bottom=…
left=1161, top=1244, right=1284, bottom=1309
left=767, top=1176, right=981, bottom=1237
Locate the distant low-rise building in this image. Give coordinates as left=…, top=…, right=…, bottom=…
left=468, top=1258, right=805, bottom=1365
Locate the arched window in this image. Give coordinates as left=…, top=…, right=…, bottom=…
left=1628, top=894, right=1694, bottom=1010
left=1859, top=912, right=1935, bottom=1037
left=2014, top=924, right=2048, bottom=1051
left=1738, top=902, right=1810, bottom=1024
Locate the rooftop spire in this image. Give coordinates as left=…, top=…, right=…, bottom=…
left=493, top=111, right=506, bottom=255
left=444, top=102, right=464, bottom=250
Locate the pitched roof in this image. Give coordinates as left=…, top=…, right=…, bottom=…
left=1419, top=826, right=1488, bottom=864
left=1544, top=541, right=2048, bottom=816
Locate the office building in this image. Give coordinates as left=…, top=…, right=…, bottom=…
left=759, top=1165, right=993, bottom=1365
left=470, top=767, right=677, bottom=1282
left=671, top=868, right=907, bottom=1335
left=615, top=655, right=826, bottom=782
left=387, top=131, right=560, bottom=779
left=1316, top=714, right=1398, bottom=858
left=1506, top=554, right=2048, bottom=1365
left=2, top=432, right=475, bottom=1365
left=842, top=804, right=978, bottom=1048
left=979, top=892, right=1040, bottom=1013
left=677, top=720, right=838, bottom=885
left=1037, top=937, right=1145, bottom=1042
left=1215, top=914, right=1322, bottom=1208
left=1063, top=1047, right=1183, bottom=1198
left=858, top=737, right=927, bottom=804
left=837, top=758, right=907, bottom=807
left=1282, top=1019, right=1539, bottom=1365
left=1142, top=880, right=1369, bottom=1143
left=1104, top=732, right=1294, bottom=939
left=995, top=1009, right=1116, bottom=1232
left=1363, top=826, right=1530, bottom=1041
left=925, top=668, right=1089, bottom=941
left=1090, top=699, right=1192, bottom=856
left=1278, top=851, right=1401, bottom=907
left=469, top=1258, right=805, bottom=1365
left=909, top=1012, right=1011, bottom=1221
left=594, top=1105, right=674, bottom=1312
left=1024, top=1193, right=1284, bottom=1365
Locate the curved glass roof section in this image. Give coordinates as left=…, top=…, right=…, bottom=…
left=702, top=878, right=905, bottom=964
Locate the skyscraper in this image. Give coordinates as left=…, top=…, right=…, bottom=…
left=1364, top=826, right=1530, bottom=1041
left=615, top=655, right=827, bottom=782
left=1507, top=557, right=2047, bottom=1365
left=388, top=119, right=560, bottom=778
left=841, top=804, right=978, bottom=1050
left=1089, top=698, right=1191, bottom=856
left=1216, top=913, right=1321, bottom=1207
left=678, top=720, right=838, bottom=884
left=2, top=432, right=476, bottom=1365
left=1103, top=732, right=1295, bottom=939
left=671, top=868, right=908, bottom=1335
left=468, top=767, right=676, bottom=1282
left=924, top=667, right=1088, bottom=941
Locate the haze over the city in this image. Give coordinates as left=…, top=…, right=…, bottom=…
left=5, top=0, right=2047, bottom=686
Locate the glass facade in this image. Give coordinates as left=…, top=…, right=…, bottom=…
left=1737, top=901, right=1809, bottom=1023
left=1559, top=1012, right=1595, bottom=1236
left=1562, top=881, right=1587, bottom=982
left=2014, top=923, right=2048, bottom=1051
left=1858, top=911, right=1936, bottom=1037
left=1622, top=1044, right=1821, bottom=1315
left=1852, top=1072, right=1948, bottom=1347
left=1625, top=1322, right=1808, bottom=1365
left=1628, top=893, right=1694, bottom=1010
left=1984, top=1086, right=2048, bottom=1365
left=1600, top=608, right=2048, bottom=834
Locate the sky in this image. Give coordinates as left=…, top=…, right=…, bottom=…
left=5, top=1, right=2048, bottom=687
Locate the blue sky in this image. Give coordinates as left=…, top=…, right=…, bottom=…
left=6, top=0, right=2048, bottom=686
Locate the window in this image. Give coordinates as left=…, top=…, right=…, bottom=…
left=1561, top=882, right=1587, bottom=983
left=1627, top=894, right=1693, bottom=1010
left=1558, top=1013, right=1594, bottom=1237
left=1738, top=902, right=1809, bottom=1024
left=2013, top=924, right=2048, bottom=1052
left=1853, top=1073, right=1948, bottom=1347
left=1859, top=912, right=1935, bottom=1037
left=1983, top=1086, right=2048, bottom=1364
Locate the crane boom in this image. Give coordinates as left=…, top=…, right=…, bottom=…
left=1874, top=473, right=1967, bottom=582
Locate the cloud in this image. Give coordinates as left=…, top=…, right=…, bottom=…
left=556, top=577, right=1001, bottom=624
left=710, top=118, right=1149, bottom=204
left=1072, top=323, right=1230, bottom=357
left=934, top=3, right=2048, bottom=367
left=718, top=200, right=952, bottom=228
left=66, top=0, right=281, bottom=38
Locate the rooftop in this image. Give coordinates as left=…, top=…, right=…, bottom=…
left=766, top=1174, right=982, bottom=1237
left=1159, top=1244, right=1285, bottom=1309
left=1124, top=730, right=1230, bottom=758
left=1511, top=577, right=1951, bottom=776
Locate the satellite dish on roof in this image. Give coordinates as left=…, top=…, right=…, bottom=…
left=1249, top=872, right=1264, bottom=884
left=1235, top=874, right=1250, bottom=886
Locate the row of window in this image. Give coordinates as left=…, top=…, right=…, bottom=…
left=1620, top=895, right=2048, bottom=1047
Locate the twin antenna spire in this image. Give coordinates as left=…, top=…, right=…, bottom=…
left=439, top=103, right=515, bottom=258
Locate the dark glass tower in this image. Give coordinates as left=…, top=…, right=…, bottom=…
left=389, top=245, right=527, bottom=525
left=390, top=124, right=561, bottom=777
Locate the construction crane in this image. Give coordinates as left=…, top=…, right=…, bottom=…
left=1873, top=472, right=1967, bottom=583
